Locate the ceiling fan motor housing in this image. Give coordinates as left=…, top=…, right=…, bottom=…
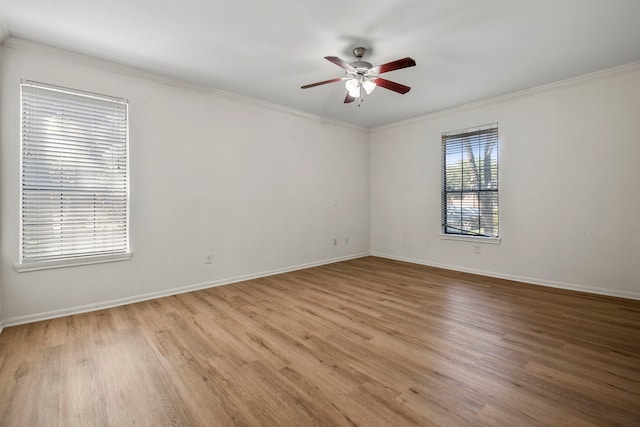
left=351, top=61, right=373, bottom=70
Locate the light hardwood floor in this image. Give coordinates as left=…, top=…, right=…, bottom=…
left=1, top=256, right=639, bottom=426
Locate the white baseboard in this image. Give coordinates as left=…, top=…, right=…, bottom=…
left=2, top=252, right=370, bottom=328
left=371, top=252, right=640, bottom=301
left=0, top=321, right=3, bottom=336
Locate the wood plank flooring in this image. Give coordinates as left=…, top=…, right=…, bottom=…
left=1, top=256, right=639, bottom=426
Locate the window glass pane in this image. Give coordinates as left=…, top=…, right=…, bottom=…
left=442, top=124, right=498, bottom=238
left=20, top=82, right=129, bottom=264
left=444, top=142, right=463, bottom=192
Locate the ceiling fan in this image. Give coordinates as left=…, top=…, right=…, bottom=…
left=301, top=47, right=416, bottom=104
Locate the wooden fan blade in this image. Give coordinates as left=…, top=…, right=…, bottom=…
left=325, top=56, right=355, bottom=71
left=301, top=77, right=343, bottom=89
left=370, top=57, right=416, bottom=74
left=373, top=77, right=411, bottom=94
left=344, top=93, right=356, bottom=103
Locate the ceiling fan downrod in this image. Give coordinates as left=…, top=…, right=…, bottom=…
left=350, top=47, right=373, bottom=70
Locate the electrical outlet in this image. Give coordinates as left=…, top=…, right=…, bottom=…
left=474, top=244, right=480, bottom=254
left=205, top=253, right=213, bottom=264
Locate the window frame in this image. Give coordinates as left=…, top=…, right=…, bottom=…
left=441, top=123, right=500, bottom=242
left=15, top=81, right=132, bottom=272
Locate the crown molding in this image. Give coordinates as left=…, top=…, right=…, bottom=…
left=3, top=37, right=369, bottom=133
left=0, top=11, right=9, bottom=43
left=372, top=61, right=640, bottom=133
left=8, top=36, right=637, bottom=135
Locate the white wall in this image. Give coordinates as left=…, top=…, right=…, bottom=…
left=371, top=64, right=640, bottom=299
left=0, top=41, right=370, bottom=324
left=0, top=43, right=3, bottom=332
left=2, top=41, right=638, bottom=328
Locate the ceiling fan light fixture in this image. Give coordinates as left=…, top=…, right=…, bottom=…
left=362, top=79, right=376, bottom=95
left=345, top=78, right=361, bottom=98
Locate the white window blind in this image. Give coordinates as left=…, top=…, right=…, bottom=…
left=20, top=81, right=129, bottom=266
left=442, top=124, right=499, bottom=238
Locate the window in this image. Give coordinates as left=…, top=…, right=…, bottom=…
left=18, top=81, right=130, bottom=270
left=442, top=123, right=498, bottom=238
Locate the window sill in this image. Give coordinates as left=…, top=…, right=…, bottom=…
left=439, top=234, right=501, bottom=244
left=14, top=252, right=133, bottom=273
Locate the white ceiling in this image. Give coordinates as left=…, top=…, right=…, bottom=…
left=1, top=0, right=640, bottom=128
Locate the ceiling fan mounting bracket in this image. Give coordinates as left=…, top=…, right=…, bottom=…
left=352, top=47, right=366, bottom=59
